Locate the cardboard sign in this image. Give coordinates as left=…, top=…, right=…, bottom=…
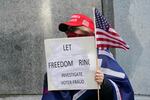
left=44, top=37, right=98, bottom=90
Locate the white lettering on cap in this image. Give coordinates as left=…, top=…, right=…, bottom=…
left=70, top=19, right=77, bottom=22
left=82, top=20, right=89, bottom=27
left=71, top=15, right=80, bottom=18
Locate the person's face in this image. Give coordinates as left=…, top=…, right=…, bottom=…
left=66, top=26, right=94, bottom=37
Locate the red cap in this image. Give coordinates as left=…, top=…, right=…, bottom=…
left=59, top=14, right=94, bottom=33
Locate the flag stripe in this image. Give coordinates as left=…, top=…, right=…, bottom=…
left=101, top=68, right=125, bottom=79
left=97, top=44, right=127, bottom=50
left=96, top=29, right=126, bottom=45
left=73, top=90, right=87, bottom=100
left=96, top=38, right=129, bottom=49
left=108, top=28, right=120, bottom=37
left=109, top=79, right=122, bottom=100
left=97, top=43, right=129, bottom=50
left=96, top=34, right=125, bottom=46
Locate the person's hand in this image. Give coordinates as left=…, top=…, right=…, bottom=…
left=95, top=69, right=104, bottom=85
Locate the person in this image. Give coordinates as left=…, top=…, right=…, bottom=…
left=42, top=13, right=134, bottom=100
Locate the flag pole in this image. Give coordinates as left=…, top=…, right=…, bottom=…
left=93, top=7, right=100, bottom=100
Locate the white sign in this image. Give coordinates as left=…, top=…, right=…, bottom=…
left=44, top=37, right=98, bottom=90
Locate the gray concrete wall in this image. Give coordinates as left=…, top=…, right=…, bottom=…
left=0, top=95, right=41, bottom=100
left=113, top=0, right=150, bottom=99
left=0, top=0, right=45, bottom=94
left=0, top=0, right=102, bottom=99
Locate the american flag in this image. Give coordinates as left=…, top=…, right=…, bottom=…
left=94, top=8, right=129, bottom=50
